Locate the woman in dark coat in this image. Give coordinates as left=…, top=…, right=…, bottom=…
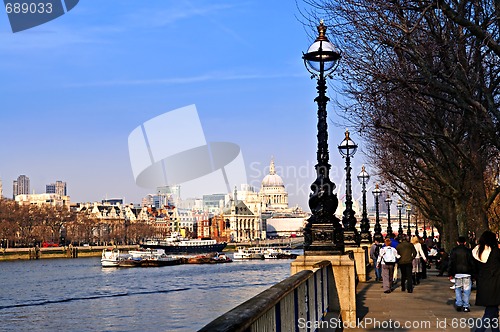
left=472, top=230, right=500, bottom=332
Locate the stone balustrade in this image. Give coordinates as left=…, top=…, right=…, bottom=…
left=198, top=260, right=341, bottom=332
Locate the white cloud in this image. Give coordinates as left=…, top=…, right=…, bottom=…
left=65, top=71, right=303, bottom=87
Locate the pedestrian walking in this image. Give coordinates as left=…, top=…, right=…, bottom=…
left=377, top=238, right=400, bottom=293
left=472, top=230, right=500, bottom=332
left=370, top=237, right=383, bottom=282
left=389, top=233, right=400, bottom=283
left=396, top=235, right=417, bottom=293
left=419, top=236, right=429, bottom=279
left=448, top=236, right=475, bottom=312
left=411, top=236, right=427, bottom=286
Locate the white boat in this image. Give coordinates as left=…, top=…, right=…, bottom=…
left=142, top=232, right=227, bottom=254
left=233, top=247, right=264, bottom=260
left=128, top=248, right=170, bottom=259
left=262, top=247, right=298, bottom=259
left=101, top=248, right=126, bottom=267
left=119, top=248, right=183, bottom=267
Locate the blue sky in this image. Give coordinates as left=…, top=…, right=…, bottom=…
left=0, top=0, right=374, bottom=209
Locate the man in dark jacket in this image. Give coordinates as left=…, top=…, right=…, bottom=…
left=396, top=235, right=417, bottom=293
left=448, top=236, right=476, bottom=312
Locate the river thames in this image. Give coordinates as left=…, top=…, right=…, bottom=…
left=0, top=256, right=294, bottom=331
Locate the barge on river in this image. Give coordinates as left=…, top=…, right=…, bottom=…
left=142, top=233, right=227, bottom=254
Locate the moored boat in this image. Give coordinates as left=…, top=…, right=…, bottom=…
left=101, top=248, right=127, bottom=267
left=117, top=248, right=183, bottom=267
left=186, top=252, right=232, bottom=264
left=262, top=247, right=298, bottom=259
left=142, top=233, right=227, bottom=254
left=233, top=247, right=265, bottom=260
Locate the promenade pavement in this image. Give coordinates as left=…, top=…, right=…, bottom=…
left=348, top=266, right=486, bottom=331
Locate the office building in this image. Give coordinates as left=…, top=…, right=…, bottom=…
left=46, top=180, right=67, bottom=196
left=13, top=175, right=30, bottom=198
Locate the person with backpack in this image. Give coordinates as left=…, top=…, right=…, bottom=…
left=370, top=237, right=383, bottom=281
left=397, top=235, right=417, bottom=293
left=377, top=238, right=400, bottom=293
left=448, top=236, right=476, bottom=312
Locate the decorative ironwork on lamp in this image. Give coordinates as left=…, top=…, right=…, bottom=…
left=372, top=183, right=383, bottom=241
left=385, top=194, right=393, bottom=236
left=397, top=199, right=403, bottom=240
left=406, top=204, right=412, bottom=237
left=338, top=129, right=359, bottom=246
left=357, top=165, right=371, bottom=244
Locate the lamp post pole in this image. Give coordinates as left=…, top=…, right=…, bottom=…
left=423, top=219, right=428, bottom=240
left=397, top=200, right=403, bottom=240
left=357, top=165, right=371, bottom=244
left=406, top=204, right=412, bottom=237
left=124, top=215, right=130, bottom=245
left=302, top=20, right=343, bottom=255
left=339, top=129, right=359, bottom=246
left=385, top=195, right=393, bottom=236
left=414, top=216, right=419, bottom=237
left=372, top=183, right=382, bottom=241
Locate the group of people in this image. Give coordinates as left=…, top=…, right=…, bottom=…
left=370, top=230, right=500, bottom=332
left=449, top=231, right=500, bottom=332
left=370, top=234, right=428, bottom=294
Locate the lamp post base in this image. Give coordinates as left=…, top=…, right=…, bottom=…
left=343, top=230, right=359, bottom=247
left=359, top=231, right=372, bottom=245
left=304, top=222, right=344, bottom=255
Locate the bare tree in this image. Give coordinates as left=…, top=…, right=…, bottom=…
left=301, top=0, right=500, bottom=248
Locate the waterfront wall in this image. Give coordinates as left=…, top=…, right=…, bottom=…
left=198, top=260, right=341, bottom=332
left=0, top=245, right=139, bottom=261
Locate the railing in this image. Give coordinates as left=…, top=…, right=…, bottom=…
left=198, top=260, right=340, bottom=332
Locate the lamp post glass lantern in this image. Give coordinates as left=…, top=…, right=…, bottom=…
left=372, top=183, right=383, bottom=241
left=302, top=20, right=343, bottom=255
left=397, top=200, right=403, bottom=240
left=385, top=195, right=393, bottom=236
left=357, top=165, right=371, bottom=244
left=339, top=129, right=359, bottom=246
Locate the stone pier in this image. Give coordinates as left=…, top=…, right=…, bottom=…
left=291, top=253, right=357, bottom=324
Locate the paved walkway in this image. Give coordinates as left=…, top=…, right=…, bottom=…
left=347, top=266, right=488, bottom=331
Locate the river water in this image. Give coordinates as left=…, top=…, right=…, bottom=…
left=0, top=256, right=294, bottom=331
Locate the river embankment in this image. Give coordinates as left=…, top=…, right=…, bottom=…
left=0, top=245, right=140, bottom=261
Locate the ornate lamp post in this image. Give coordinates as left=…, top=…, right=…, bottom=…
left=423, top=219, right=428, bottom=240
left=338, top=129, right=359, bottom=246
left=414, top=215, right=419, bottom=237
left=302, top=20, right=343, bottom=255
left=124, top=215, right=130, bottom=245
left=385, top=194, right=393, bottom=236
left=406, top=204, right=412, bottom=237
left=397, top=199, right=403, bottom=240
left=357, top=165, right=371, bottom=244
left=372, top=183, right=383, bottom=241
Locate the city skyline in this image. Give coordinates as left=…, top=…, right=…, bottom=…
left=0, top=1, right=378, bottom=209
